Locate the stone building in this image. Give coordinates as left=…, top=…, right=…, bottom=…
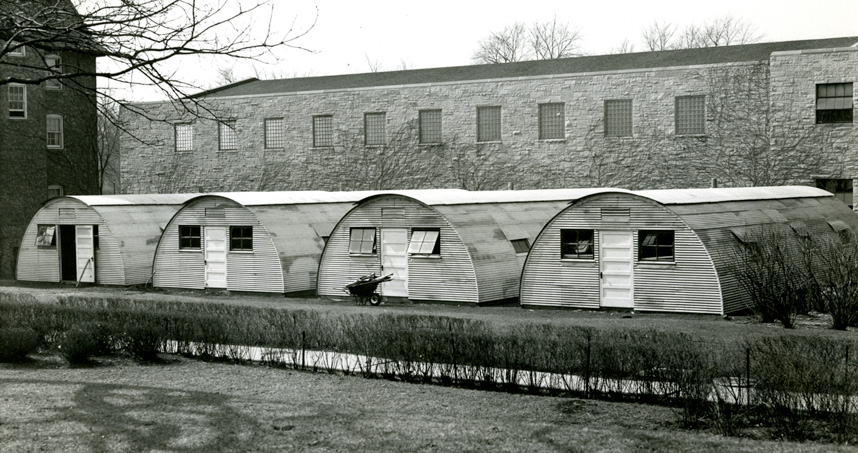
left=0, top=1, right=100, bottom=279
left=121, top=37, right=858, bottom=207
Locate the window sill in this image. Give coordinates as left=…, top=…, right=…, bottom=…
left=37, top=246, right=57, bottom=249
left=175, top=149, right=194, bottom=153
left=47, top=146, right=64, bottom=150
left=476, top=140, right=502, bottom=145
left=349, top=253, right=377, bottom=257
left=264, top=147, right=285, bottom=151
left=815, top=122, right=853, bottom=126
left=312, top=146, right=335, bottom=150
left=8, top=116, right=27, bottom=120
left=675, top=133, right=706, bottom=138
left=538, top=139, right=566, bottom=143
left=230, top=250, right=254, bottom=254
left=560, top=258, right=596, bottom=264
left=218, top=149, right=238, bottom=152
left=418, top=143, right=442, bottom=147
left=410, top=254, right=441, bottom=259
left=178, top=249, right=202, bottom=253
left=636, top=261, right=676, bottom=268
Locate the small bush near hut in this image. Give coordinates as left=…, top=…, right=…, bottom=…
left=0, top=328, right=41, bottom=362
left=57, top=323, right=101, bottom=365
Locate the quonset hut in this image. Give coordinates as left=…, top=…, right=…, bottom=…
left=317, top=189, right=613, bottom=305
left=16, top=194, right=196, bottom=285
left=152, top=191, right=375, bottom=294
left=519, top=186, right=858, bottom=314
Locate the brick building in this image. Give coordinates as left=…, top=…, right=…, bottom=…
left=121, top=37, right=857, bottom=206
left=0, top=1, right=99, bottom=278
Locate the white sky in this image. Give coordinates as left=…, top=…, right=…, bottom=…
left=123, top=0, right=858, bottom=101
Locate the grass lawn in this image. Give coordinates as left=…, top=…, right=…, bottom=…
left=1, top=354, right=856, bottom=453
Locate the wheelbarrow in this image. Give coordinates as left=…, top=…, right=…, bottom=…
left=344, top=273, right=393, bottom=305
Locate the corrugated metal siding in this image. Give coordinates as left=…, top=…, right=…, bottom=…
left=154, top=198, right=284, bottom=293
left=521, top=194, right=723, bottom=314
left=317, top=196, right=479, bottom=303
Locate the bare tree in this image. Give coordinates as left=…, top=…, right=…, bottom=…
left=530, top=16, right=583, bottom=59
left=472, top=22, right=530, bottom=64
left=642, top=21, right=676, bottom=51
left=640, top=15, right=760, bottom=51
left=365, top=53, right=383, bottom=73
left=610, top=38, right=636, bottom=54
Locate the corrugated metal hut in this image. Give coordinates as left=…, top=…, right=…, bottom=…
left=519, top=186, right=858, bottom=314
left=16, top=194, right=196, bottom=285
left=317, top=189, right=613, bottom=305
left=152, top=191, right=376, bottom=294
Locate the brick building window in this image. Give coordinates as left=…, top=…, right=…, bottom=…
left=477, top=106, right=501, bottom=142
left=675, top=95, right=705, bottom=135
left=419, top=109, right=442, bottom=144
left=364, top=112, right=386, bottom=146
left=816, top=83, right=853, bottom=124
left=264, top=118, right=284, bottom=149
left=229, top=226, right=253, bottom=251
left=45, top=55, right=62, bottom=90
left=46, top=115, right=63, bottom=148
left=218, top=120, right=237, bottom=150
left=8, top=84, right=26, bottom=118
left=538, top=103, right=565, bottom=140
left=604, top=99, right=633, bottom=137
left=313, top=115, right=334, bottom=147
left=175, top=123, right=193, bottom=151
left=179, top=225, right=201, bottom=250
left=47, top=184, right=64, bottom=199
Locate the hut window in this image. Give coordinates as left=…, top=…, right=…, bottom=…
left=511, top=238, right=530, bottom=254
left=35, top=225, right=57, bottom=247
left=419, top=109, right=442, bottom=144
left=675, top=95, right=705, bottom=135
left=264, top=118, right=284, bottom=149
left=638, top=230, right=674, bottom=262
left=407, top=229, right=440, bottom=256
left=477, top=106, right=501, bottom=142
left=349, top=228, right=376, bottom=255
left=312, top=115, right=334, bottom=147
left=382, top=208, right=405, bottom=218
left=538, top=103, right=565, bottom=140
left=560, top=229, right=594, bottom=259
left=229, top=226, right=253, bottom=251
left=816, top=83, right=853, bottom=124
left=604, top=99, right=633, bottom=137
left=364, top=112, right=386, bottom=146
left=179, top=225, right=201, bottom=250
left=8, top=84, right=26, bottom=118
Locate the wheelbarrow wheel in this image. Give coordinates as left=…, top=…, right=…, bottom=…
left=369, top=293, right=382, bottom=306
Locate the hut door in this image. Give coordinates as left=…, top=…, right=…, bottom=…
left=599, top=231, right=634, bottom=308
left=59, top=225, right=76, bottom=281
left=380, top=228, right=408, bottom=297
left=204, top=227, right=228, bottom=288
left=75, top=225, right=95, bottom=283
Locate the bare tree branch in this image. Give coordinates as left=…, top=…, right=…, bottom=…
left=530, top=16, right=583, bottom=59
left=472, top=22, right=530, bottom=64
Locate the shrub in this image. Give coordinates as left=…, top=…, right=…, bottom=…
left=57, top=324, right=101, bottom=365
left=0, top=328, right=41, bottom=362
left=120, top=323, right=163, bottom=362
left=804, top=236, right=858, bottom=330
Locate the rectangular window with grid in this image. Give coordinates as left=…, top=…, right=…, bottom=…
left=477, top=106, right=502, bottom=142
left=175, top=123, right=193, bottom=152
left=364, top=112, right=386, bottom=146
left=219, top=120, right=237, bottom=150
left=46, top=115, right=63, bottom=148
left=604, top=99, right=633, bottom=137
left=349, top=228, right=376, bottom=255
left=419, top=109, right=442, bottom=144
left=8, top=84, right=26, bottom=118
left=179, top=225, right=201, bottom=250
left=675, top=95, right=705, bottom=135
left=816, top=83, right=853, bottom=124
left=45, top=55, right=62, bottom=90
left=639, top=230, right=675, bottom=262
left=407, top=229, right=441, bottom=256
left=313, top=115, right=334, bottom=147
left=561, top=229, right=594, bottom=259
left=539, top=103, right=565, bottom=140
left=36, top=225, right=57, bottom=247
left=264, top=118, right=284, bottom=149
left=230, top=226, right=253, bottom=251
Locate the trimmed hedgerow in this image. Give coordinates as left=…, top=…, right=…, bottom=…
left=0, top=328, right=41, bottom=362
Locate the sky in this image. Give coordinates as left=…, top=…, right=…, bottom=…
left=123, top=0, right=858, bottom=101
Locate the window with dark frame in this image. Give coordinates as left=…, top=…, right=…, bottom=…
left=349, top=228, right=376, bottom=254
left=639, top=230, right=675, bottom=262
left=45, top=55, right=62, bottom=90
left=264, top=118, right=284, bottom=149
left=8, top=84, right=26, bottom=118
left=560, top=229, right=594, bottom=259
left=538, top=103, right=565, bottom=140
left=218, top=120, right=237, bottom=150
left=229, top=226, right=253, bottom=251
left=675, top=95, right=705, bottom=135
left=35, top=225, right=57, bottom=247
left=175, top=123, right=193, bottom=151
left=419, top=109, right=442, bottom=144
left=407, top=229, right=441, bottom=255
left=477, top=106, right=502, bottom=142
left=313, top=115, right=334, bottom=147
left=511, top=238, right=530, bottom=254
left=604, top=99, right=633, bottom=137
left=816, top=83, right=853, bottom=124
left=364, top=112, right=386, bottom=146
left=179, top=225, right=201, bottom=250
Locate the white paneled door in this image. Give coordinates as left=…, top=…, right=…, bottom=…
left=75, top=225, right=95, bottom=283
left=599, top=231, right=633, bottom=308
left=380, top=228, right=408, bottom=297
left=204, top=227, right=227, bottom=289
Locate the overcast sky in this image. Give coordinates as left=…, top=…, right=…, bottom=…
left=124, top=0, right=858, bottom=100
